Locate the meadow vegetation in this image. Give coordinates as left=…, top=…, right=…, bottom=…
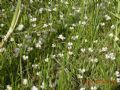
left=0, top=0, right=120, bottom=90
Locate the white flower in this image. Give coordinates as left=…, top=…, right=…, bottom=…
left=105, top=15, right=111, bottom=20
left=68, top=51, right=73, bottom=55
left=43, top=24, right=48, bottom=28
left=60, top=14, right=64, bottom=19
left=88, top=48, right=93, bottom=52
left=91, top=86, right=97, bottom=90
left=45, top=58, right=49, bottom=62
left=105, top=53, right=115, bottom=60
left=78, top=68, right=85, bottom=73
left=84, top=15, right=88, bottom=20
left=58, top=53, right=64, bottom=57
left=65, top=1, right=69, bottom=5
left=93, top=40, right=98, bottom=43
left=6, top=85, right=12, bottom=90
left=81, top=48, right=86, bottom=53
left=32, top=23, right=36, bottom=27
left=90, top=58, right=98, bottom=63
left=111, top=25, right=115, bottom=29
left=0, top=48, right=6, bottom=53
left=31, top=86, right=38, bottom=90
left=35, top=40, right=42, bottom=49
left=109, top=33, right=114, bottom=37
left=10, top=37, right=14, bottom=42
left=0, top=23, right=4, bottom=27
left=30, top=0, right=33, bottom=3
left=36, top=72, right=41, bottom=76
left=80, top=87, right=85, bottom=90
left=84, top=39, right=88, bottom=42
left=77, top=74, right=83, bottom=79
left=115, top=71, right=120, bottom=77
left=27, top=47, right=33, bottom=52
left=100, top=47, right=108, bottom=52
left=100, top=22, right=105, bottom=26
left=17, top=24, right=24, bottom=31
left=114, top=36, right=119, bottom=41
left=22, top=55, right=28, bottom=60
left=117, top=78, right=120, bottom=83
left=23, top=79, right=28, bottom=85
left=81, top=21, right=86, bottom=25
left=71, top=35, right=79, bottom=40
left=68, top=42, right=73, bottom=47
left=39, top=8, right=44, bottom=13
left=69, top=26, right=74, bottom=30
left=32, top=64, right=38, bottom=69
left=40, top=82, right=45, bottom=89
left=30, top=17, right=37, bottom=22
left=52, top=44, right=56, bottom=48
left=53, top=7, right=57, bottom=11
left=58, top=34, right=65, bottom=40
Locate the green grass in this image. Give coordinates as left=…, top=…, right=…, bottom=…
left=0, top=0, right=120, bottom=90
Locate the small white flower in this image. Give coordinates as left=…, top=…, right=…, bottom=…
left=88, top=48, right=93, bottom=52
left=76, top=9, right=80, bottom=13
left=90, top=58, right=98, bottom=63
left=105, top=53, right=115, bottom=60
left=58, top=34, right=65, bottom=40
left=81, top=48, right=86, bottom=53
left=52, top=44, right=56, bottom=48
left=100, top=47, right=108, bottom=52
left=78, top=68, right=85, bottom=73
left=0, top=23, right=4, bottom=27
left=32, top=64, right=38, bottom=69
left=45, top=58, right=49, bottom=62
left=115, top=71, right=120, bottom=77
left=43, top=24, right=48, bottom=28
left=69, top=26, right=74, bottom=30
left=23, top=79, right=28, bottom=85
left=68, top=51, right=73, bottom=55
left=39, top=8, right=44, bottom=13
left=22, top=55, right=28, bottom=60
left=30, top=0, right=33, bottom=3
left=71, top=35, right=79, bottom=40
left=40, top=82, right=45, bottom=89
left=65, top=1, right=69, bottom=5
left=114, top=36, right=119, bottom=41
left=84, top=39, right=88, bottom=42
left=58, top=53, right=64, bottom=57
left=93, top=40, right=98, bottom=43
left=100, top=22, right=105, bottom=26
left=84, top=15, right=88, bottom=20
left=60, top=14, right=64, bottom=19
left=53, top=7, right=57, bottom=11
left=105, top=14, right=111, bottom=21
left=68, top=42, right=73, bottom=47
left=6, top=85, right=12, bottom=90
left=17, top=24, right=24, bottom=31
left=80, top=87, right=85, bottom=90
left=117, top=78, right=120, bottom=83
left=0, top=48, right=6, bottom=53
left=32, top=23, right=36, bottom=27
left=111, top=25, right=115, bottom=30
left=30, top=17, right=37, bottom=22
left=109, top=33, right=114, bottom=37
left=36, top=72, right=41, bottom=76
left=91, top=86, right=97, bottom=90
left=81, top=21, right=86, bottom=25
left=77, top=74, right=83, bottom=79
left=10, top=37, right=14, bottom=42
left=31, top=86, right=38, bottom=90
